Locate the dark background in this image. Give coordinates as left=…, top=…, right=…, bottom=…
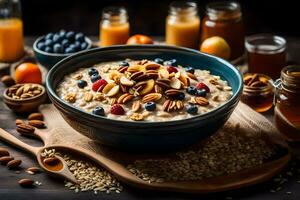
left=21, top=0, right=298, bottom=37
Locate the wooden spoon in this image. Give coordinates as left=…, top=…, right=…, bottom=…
left=0, top=128, right=77, bottom=184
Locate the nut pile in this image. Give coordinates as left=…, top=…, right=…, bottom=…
left=42, top=149, right=122, bottom=194
left=16, top=113, right=46, bottom=135
left=243, top=73, right=270, bottom=87
left=6, top=84, right=43, bottom=100
left=57, top=59, right=233, bottom=121
left=127, top=124, right=275, bottom=183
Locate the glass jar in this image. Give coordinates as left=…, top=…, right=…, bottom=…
left=274, top=65, right=300, bottom=141
left=245, top=34, right=286, bottom=80
left=99, top=7, right=129, bottom=47
left=241, top=73, right=274, bottom=112
left=166, top=1, right=200, bottom=49
left=201, top=2, right=244, bottom=61
left=0, top=0, right=24, bottom=62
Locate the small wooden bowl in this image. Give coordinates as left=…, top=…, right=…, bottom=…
left=3, top=84, right=47, bottom=113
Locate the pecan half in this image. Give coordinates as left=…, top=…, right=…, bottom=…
left=117, top=93, right=134, bottom=104
left=16, top=124, right=35, bottom=135
left=142, top=93, right=162, bottom=103
left=195, top=97, right=209, bottom=106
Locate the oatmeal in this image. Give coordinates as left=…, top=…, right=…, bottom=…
left=56, top=59, right=233, bottom=122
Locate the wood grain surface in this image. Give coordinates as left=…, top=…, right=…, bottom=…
left=0, top=37, right=300, bottom=200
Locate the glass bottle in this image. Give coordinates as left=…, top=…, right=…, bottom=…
left=201, top=2, right=244, bottom=61
left=99, top=7, right=130, bottom=47
left=274, top=65, right=300, bottom=141
left=166, top=1, right=200, bottom=49
left=0, top=0, right=24, bottom=62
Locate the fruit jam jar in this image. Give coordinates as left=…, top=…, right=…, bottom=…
left=246, top=34, right=286, bottom=80
left=0, top=0, right=24, bottom=62
left=99, top=7, right=130, bottom=47
left=201, top=2, right=244, bottom=61
left=166, top=1, right=200, bottom=49
left=274, top=66, right=300, bottom=141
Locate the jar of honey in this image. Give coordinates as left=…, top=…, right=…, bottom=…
left=99, top=7, right=130, bottom=47
left=166, top=1, right=200, bottom=49
left=241, top=73, right=274, bottom=113
left=201, top=2, right=244, bottom=61
left=274, top=65, right=300, bottom=141
left=0, top=0, right=24, bottom=62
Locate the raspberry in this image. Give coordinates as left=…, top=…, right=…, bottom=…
left=110, top=104, right=125, bottom=115
left=196, top=82, right=210, bottom=93
left=92, top=79, right=107, bottom=92
left=166, top=66, right=178, bottom=74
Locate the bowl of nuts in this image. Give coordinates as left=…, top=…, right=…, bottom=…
left=46, top=45, right=243, bottom=151
left=3, top=83, right=47, bottom=113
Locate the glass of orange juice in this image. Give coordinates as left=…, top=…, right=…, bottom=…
left=0, top=0, right=24, bottom=62
left=99, top=7, right=130, bottom=47
left=166, top=1, right=200, bottom=49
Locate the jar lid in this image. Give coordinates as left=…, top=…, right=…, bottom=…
left=281, top=65, right=300, bottom=92
left=206, top=1, right=241, bottom=20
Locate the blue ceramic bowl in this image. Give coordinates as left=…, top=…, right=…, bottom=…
left=33, top=36, right=92, bottom=70
left=46, top=45, right=243, bottom=152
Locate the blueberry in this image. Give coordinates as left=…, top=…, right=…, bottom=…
left=81, top=42, right=88, bottom=50
left=66, top=31, right=75, bottom=41
left=92, top=106, right=105, bottom=116
left=45, top=33, right=54, bottom=40
left=59, top=29, right=66, bottom=37
left=61, top=39, right=69, bottom=48
left=53, top=43, right=63, bottom=53
left=185, top=66, right=195, bottom=74
left=154, top=58, right=164, bottom=65
left=65, top=47, right=75, bottom=54
left=53, top=34, right=62, bottom=43
left=37, top=42, right=46, bottom=51
left=144, top=102, right=156, bottom=111
left=44, top=46, right=53, bottom=53
left=45, top=39, right=53, bottom=47
left=119, top=61, right=129, bottom=67
left=186, top=104, right=198, bottom=115
left=186, top=86, right=197, bottom=95
left=177, top=92, right=185, bottom=100
left=75, top=32, right=85, bottom=42
left=73, top=41, right=81, bottom=51
left=77, top=80, right=87, bottom=88
left=88, top=68, right=98, bottom=76
left=91, top=74, right=101, bottom=83
left=164, top=59, right=178, bottom=66
left=195, top=89, right=207, bottom=97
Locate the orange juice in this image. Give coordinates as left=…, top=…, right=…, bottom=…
left=0, top=18, right=24, bottom=62
left=100, top=22, right=129, bottom=47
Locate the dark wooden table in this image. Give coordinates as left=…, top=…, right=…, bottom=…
left=1, top=37, right=300, bottom=200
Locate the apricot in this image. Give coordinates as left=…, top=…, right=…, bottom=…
left=126, top=34, right=154, bottom=45
left=15, top=63, right=42, bottom=84
left=200, top=36, right=231, bottom=60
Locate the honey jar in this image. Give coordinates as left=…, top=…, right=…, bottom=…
left=201, top=2, right=244, bottom=61
left=241, top=73, right=274, bottom=113
left=166, top=1, right=200, bottom=49
left=274, top=65, right=300, bottom=141
left=99, top=7, right=130, bottom=47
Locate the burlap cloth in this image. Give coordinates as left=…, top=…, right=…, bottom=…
left=39, top=102, right=287, bottom=157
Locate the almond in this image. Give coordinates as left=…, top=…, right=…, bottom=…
left=142, top=93, right=162, bottom=103
left=27, top=167, right=42, bottom=174
left=0, top=147, right=9, bottom=157
left=132, top=100, right=141, bottom=112
left=170, top=77, right=181, bottom=89
left=15, top=119, right=25, bottom=126
left=28, top=120, right=46, bottom=129
left=0, top=156, right=14, bottom=165
left=16, top=123, right=35, bottom=135
left=195, top=97, right=209, bottom=106
left=158, top=68, right=169, bottom=79
left=18, top=179, right=34, bottom=187
left=1, top=75, right=15, bottom=87
left=43, top=157, right=60, bottom=166
left=120, top=76, right=134, bottom=86
left=144, top=63, right=161, bottom=70
left=7, top=159, right=22, bottom=169
left=28, top=113, right=44, bottom=121
left=84, top=92, right=93, bottom=102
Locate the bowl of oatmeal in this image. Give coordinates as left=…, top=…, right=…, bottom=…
left=46, top=45, right=242, bottom=151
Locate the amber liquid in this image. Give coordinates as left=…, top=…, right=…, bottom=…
left=100, top=22, right=129, bottom=47
left=241, top=92, right=273, bottom=113
left=43, top=159, right=63, bottom=171
left=248, top=46, right=286, bottom=80
left=201, top=16, right=244, bottom=60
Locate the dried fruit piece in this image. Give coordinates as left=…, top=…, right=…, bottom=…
left=120, top=76, right=134, bottom=86
left=127, top=65, right=145, bottom=73
left=195, top=97, right=209, bottom=106
left=111, top=104, right=125, bottom=115
left=170, top=77, right=181, bottom=89
left=130, top=113, right=144, bottom=121
left=196, top=82, right=210, bottom=93
left=102, top=82, right=116, bottom=94
left=92, top=79, right=108, bottom=92
left=28, top=113, right=44, bottom=121
left=28, top=120, right=46, bottom=128
left=142, top=93, right=162, bottom=103
left=158, top=68, right=169, bottom=79
left=18, top=179, right=34, bottom=187
left=7, top=159, right=22, bottom=169
left=0, top=156, right=14, bottom=165
left=186, top=72, right=198, bottom=81
left=132, top=101, right=141, bottom=112
left=106, top=85, right=120, bottom=97
left=166, top=66, right=178, bottom=74
left=139, top=79, right=155, bottom=95
left=178, top=74, right=190, bottom=87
